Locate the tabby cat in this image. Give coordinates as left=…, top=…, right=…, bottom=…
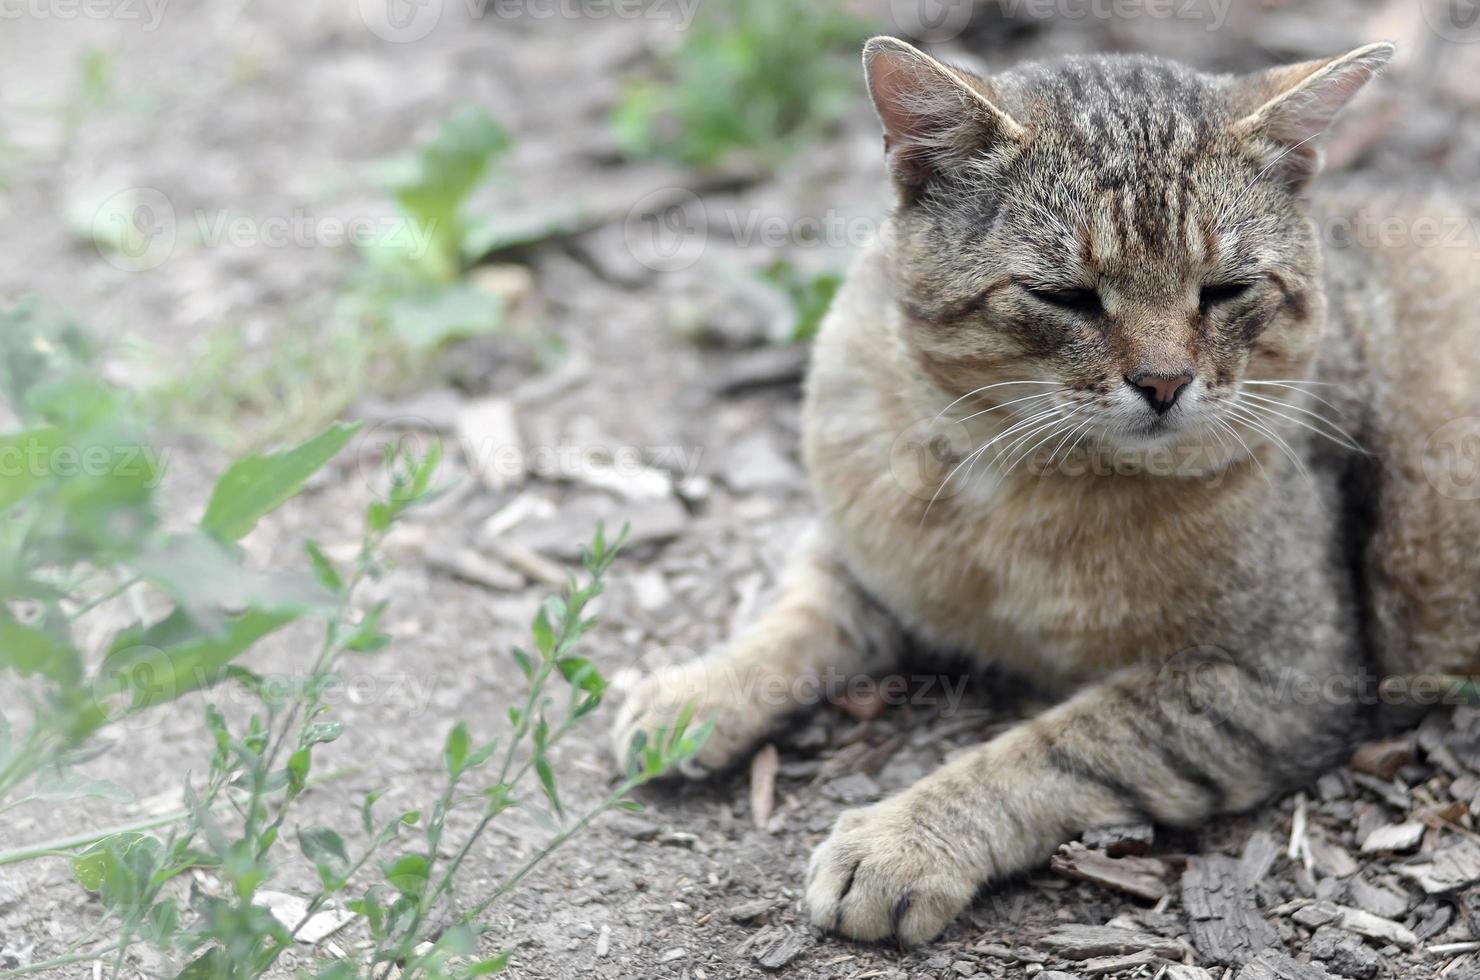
left=613, top=36, right=1480, bottom=945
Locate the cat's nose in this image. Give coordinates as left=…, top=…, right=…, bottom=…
left=1125, top=371, right=1193, bottom=415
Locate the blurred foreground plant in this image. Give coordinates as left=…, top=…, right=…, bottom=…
left=0, top=299, right=708, bottom=978
left=0, top=297, right=355, bottom=808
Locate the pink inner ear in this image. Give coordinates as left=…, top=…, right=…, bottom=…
left=1241, top=46, right=1393, bottom=147
left=867, top=51, right=941, bottom=147
left=1262, top=60, right=1383, bottom=146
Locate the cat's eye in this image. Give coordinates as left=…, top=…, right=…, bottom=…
left=1023, top=285, right=1103, bottom=317
left=1199, top=280, right=1257, bottom=309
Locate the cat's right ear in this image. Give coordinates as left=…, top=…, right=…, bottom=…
left=863, top=37, right=1024, bottom=195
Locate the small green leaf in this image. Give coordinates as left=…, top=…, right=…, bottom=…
left=466, top=736, right=499, bottom=770
left=534, top=755, right=561, bottom=819
left=557, top=656, right=605, bottom=700
left=530, top=605, right=555, bottom=659
left=466, top=951, right=512, bottom=976
left=299, top=826, right=349, bottom=877
left=361, top=789, right=385, bottom=835
left=381, top=852, right=431, bottom=900
left=443, top=720, right=469, bottom=777
left=305, top=540, right=344, bottom=594
left=200, top=422, right=361, bottom=542
left=510, top=647, right=533, bottom=679
left=286, top=747, right=311, bottom=794
left=0, top=612, right=81, bottom=685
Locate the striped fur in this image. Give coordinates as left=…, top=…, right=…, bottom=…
left=612, top=38, right=1480, bottom=946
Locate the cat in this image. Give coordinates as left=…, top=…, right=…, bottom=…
left=612, top=35, right=1480, bottom=946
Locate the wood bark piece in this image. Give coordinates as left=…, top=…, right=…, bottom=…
left=1083, top=823, right=1155, bottom=857
left=1049, top=841, right=1168, bottom=901
left=1235, top=949, right=1337, bottom=980
left=1396, top=840, right=1480, bottom=894
left=1361, top=821, right=1425, bottom=854
left=1037, top=924, right=1186, bottom=960
left=1181, top=854, right=1280, bottom=966
left=750, top=926, right=808, bottom=971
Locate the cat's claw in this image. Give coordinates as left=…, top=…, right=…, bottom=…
left=806, top=797, right=978, bottom=946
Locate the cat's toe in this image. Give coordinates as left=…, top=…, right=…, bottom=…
left=609, top=663, right=770, bottom=778
left=805, top=798, right=976, bottom=946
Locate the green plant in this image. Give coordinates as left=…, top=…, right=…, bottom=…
left=613, top=0, right=870, bottom=168
left=0, top=301, right=708, bottom=980
left=358, top=105, right=513, bottom=350
left=0, top=297, right=354, bottom=809
left=758, top=258, right=843, bottom=343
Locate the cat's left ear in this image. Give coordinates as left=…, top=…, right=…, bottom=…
left=1228, top=42, right=1395, bottom=191
left=863, top=36, right=1025, bottom=196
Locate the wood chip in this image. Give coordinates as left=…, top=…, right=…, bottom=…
left=749, top=744, right=779, bottom=829
left=1162, top=967, right=1215, bottom=980
left=1335, top=906, right=1418, bottom=948
left=1307, top=830, right=1360, bottom=878
left=1049, top=842, right=1169, bottom=901
left=1350, top=737, right=1417, bottom=780
left=1079, top=950, right=1160, bottom=975
left=456, top=396, right=524, bottom=491
left=1347, top=876, right=1411, bottom=919
left=484, top=539, right=568, bottom=588
left=425, top=546, right=524, bottom=591
left=751, top=926, right=809, bottom=971
left=1240, top=830, right=1283, bottom=883
left=1037, top=925, right=1186, bottom=960
left=1182, top=854, right=1280, bottom=966
left=1361, top=820, right=1426, bottom=854
left=727, top=898, right=779, bottom=924
left=1083, top=823, right=1155, bottom=857
left=1290, top=900, right=1418, bottom=947
left=1235, top=949, right=1337, bottom=980
left=1396, top=839, right=1480, bottom=894
left=253, top=890, right=354, bottom=945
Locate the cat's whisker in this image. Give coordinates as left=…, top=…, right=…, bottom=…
left=998, top=410, right=1081, bottom=478
left=1240, top=381, right=1353, bottom=423
left=1226, top=405, right=1313, bottom=489
left=1236, top=393, right=1367, bottom=454
left=920, top=406, right=1066, bottom=522
left=952, top=390, right=1060, bottom=426
left=979, top=408, right=1074, bottom=480
left=1046, top=411, right=1095, bottom=470
left=930, top=381, right=1064, bottom=425
left=1212, top=416, right=1271, bottom=489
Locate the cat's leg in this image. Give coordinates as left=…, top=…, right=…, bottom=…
left=612, top=526, right=902, bottom=777
left=805, top=648, right=1362, bottom=944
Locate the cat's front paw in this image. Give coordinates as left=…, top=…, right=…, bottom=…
left=610, top=659, right=777, bottom=778
left=806, top=795, right=979, bottom=946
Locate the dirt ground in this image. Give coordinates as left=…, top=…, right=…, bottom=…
left=4, top=1, right=1480, bottom=978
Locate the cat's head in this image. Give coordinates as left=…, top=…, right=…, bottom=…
left=864, top=37, right=1392, bottom=454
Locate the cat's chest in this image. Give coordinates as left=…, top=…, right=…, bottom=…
left=821, top=469, right=1230, bottom=681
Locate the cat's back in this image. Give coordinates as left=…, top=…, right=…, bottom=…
left=1315, top=185, right=1480, bottom=681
